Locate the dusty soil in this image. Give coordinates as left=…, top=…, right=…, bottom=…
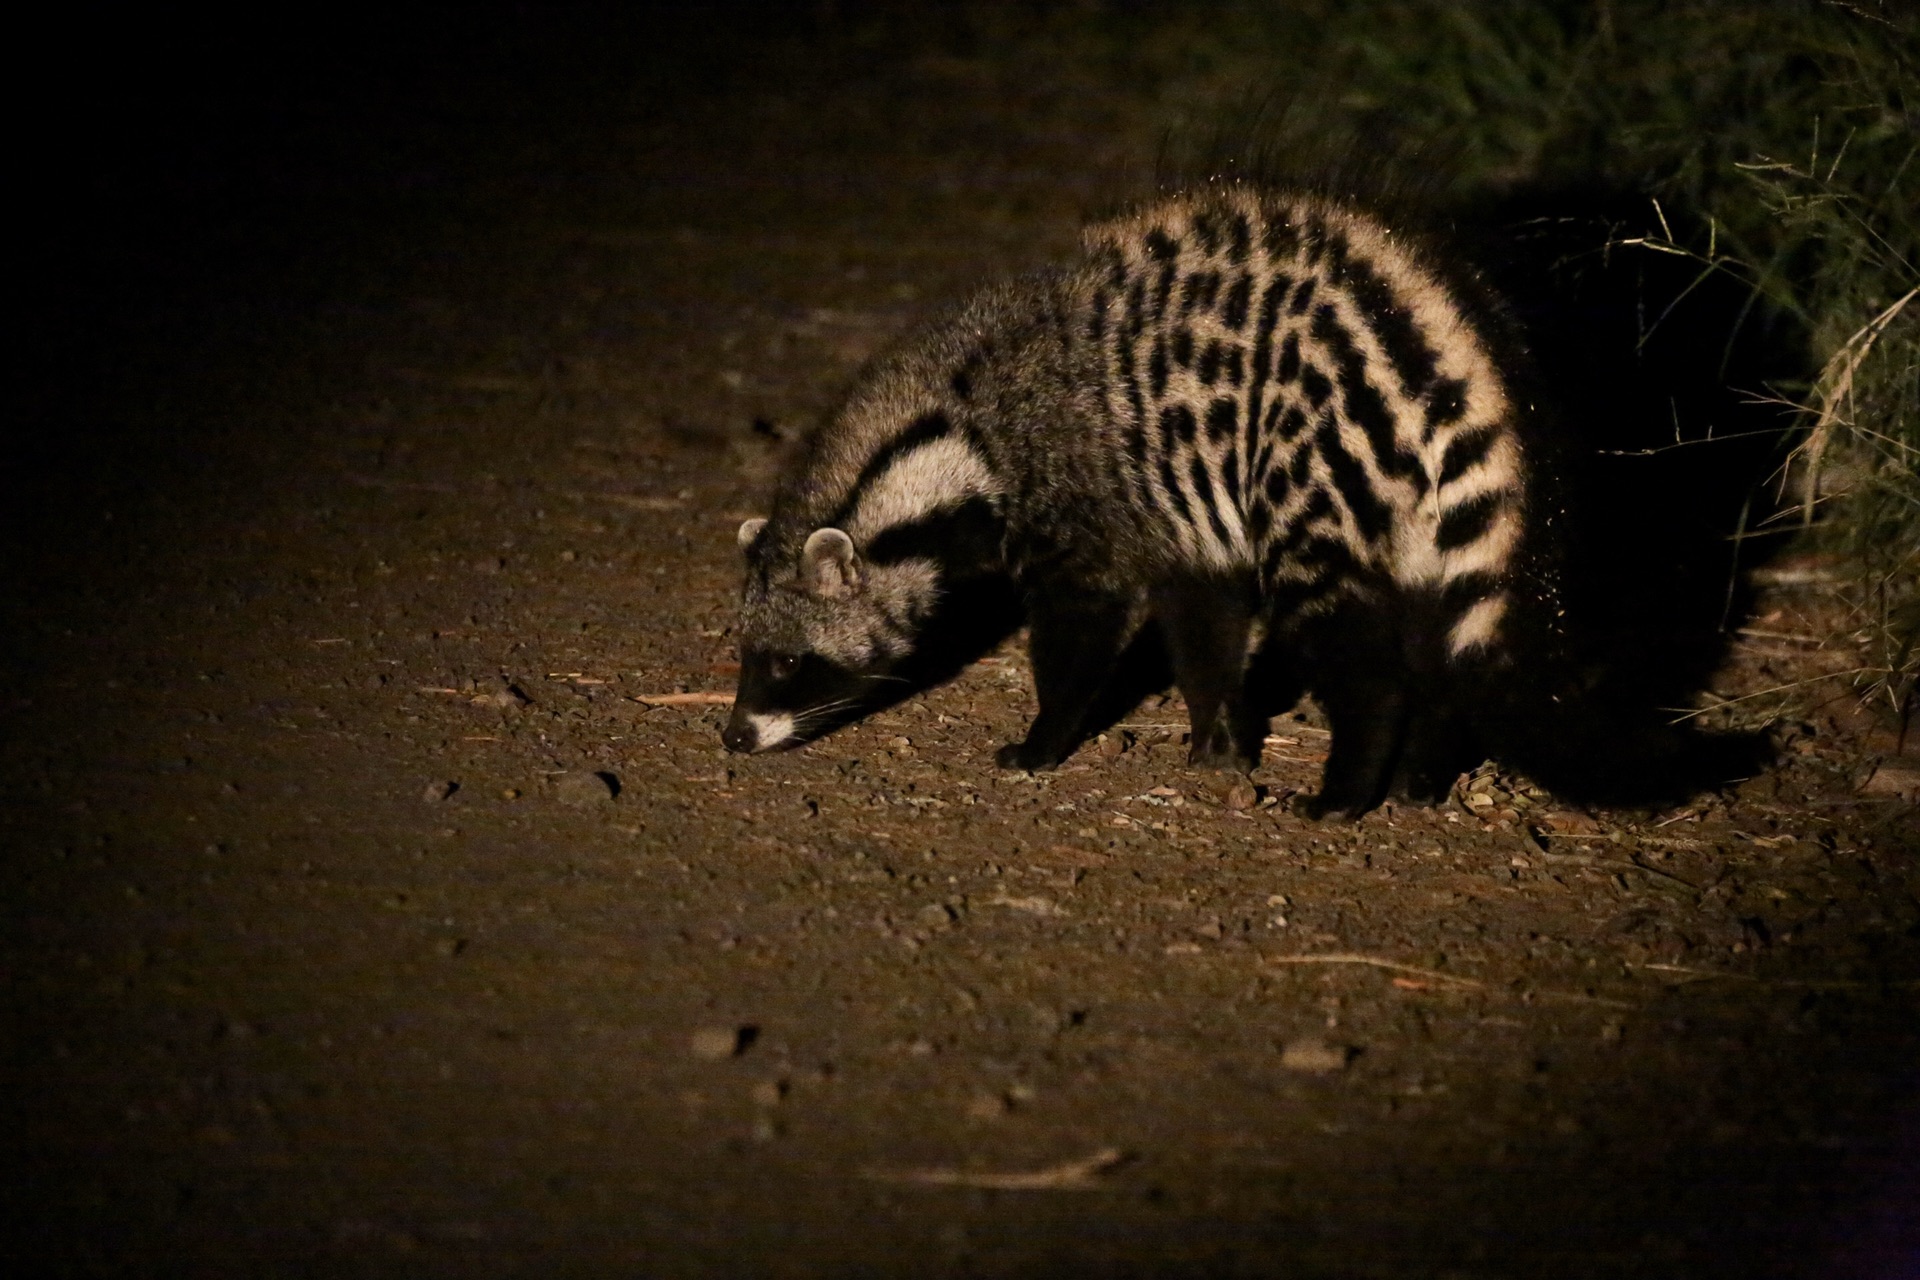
left=7, top=12, right=1919, bottom=1278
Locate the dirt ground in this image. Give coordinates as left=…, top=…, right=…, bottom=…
left=7, top=12, right=1919, bottom=1278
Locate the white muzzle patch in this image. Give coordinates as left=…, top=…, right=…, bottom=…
left=747, top=712, right=797, bottom=751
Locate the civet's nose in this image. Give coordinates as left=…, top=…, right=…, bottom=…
left=720, top=716, right=756, bottom=753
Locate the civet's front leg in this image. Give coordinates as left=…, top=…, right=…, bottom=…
left=1150, top=571, right=1265, bottom=770
left=995, top=589, right=1136, bottom=771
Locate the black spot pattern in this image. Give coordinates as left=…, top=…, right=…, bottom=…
left=1278, top=404, right=1310, bottom=442
left=1289, top=276, right=1317, bottom=316
left=1315, top=417, right=1391, bottom=543
left=1160, top=403, right=1197, bottom=449
left=1438, top=423, right=1499, bottom=486
left=1424, top=377, right=1469, bottom=434
left=830, top=411, right=952, bottom=528
left=866, top=496, right=1000, bottom=566
left=1192, top=211, right=1220, bottom=255
left=1263, top=466, right=1289, bottom=505
left=1275, top=331, right=1302, bottom=384
left=1341, top=253, right=1439, bottom=397
left=1242, top=275, right=1288, bottom=497
left=1261, top=212, right=1299, bottom=260
left=1289, top=441, right=1315, bottom=486
left=1310, top=304, right=1421, bottom=482
left=1159, top=457, right=1195, bottom=524
left=1222, top=274, right=1252, bottom=331
left=1436, top=491, right=1503, bottom=551
left=1197, top=341, right=1223, bottom=387
left=1153, top=259, right=1178, bottom=323
left=1442, top=570, right=1502, bottom=612
left=1247, top=498, right=1272, bottom=540
left=1228, top=213, right=1251, bottom=264
left=1299, top=365, right=1332, bottom=408
left=1206, top=397, right=1238, bottom=443
left=1189, top=453, right=1234, bottom=546
left=1193, top=272, right=1221, bottom=313
left=1301, top=215, right=1331, bottom=268
left=1179, top=275, right=1205, bottom=318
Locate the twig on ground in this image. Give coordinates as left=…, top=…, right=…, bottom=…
left=630, top=692, right=735, bottom=706
left=1266, top=952, right=1637, bottom=1008
left=1735, top=627, right=1828, bottom=644
left=864, top=1147, right=1127, bottom=1191
left=1748, top=564, right=1845, bottom=587
left=1631, top=963, right=1920, bottom=990
left=1538, top=851, right=1700, bottom=895
left=575, top=492, right=687, bottom=511
left=1265, top=953, right=1485, bottom=989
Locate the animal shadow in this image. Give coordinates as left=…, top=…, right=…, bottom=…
left=1449, top=185, right=1810, bottom=803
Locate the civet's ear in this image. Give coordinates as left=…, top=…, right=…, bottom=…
left=736, top=517, right=768, bottom=553
left=801, top=527, right=863, bottom=598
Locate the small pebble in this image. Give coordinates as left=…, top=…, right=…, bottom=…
left=555, top=771, right=619, bottom=806
left=1225, top=781, right=1259, bottom=811
left=423, top=779, right=457, bottom=803
left=750, top=1078, right=788, bottom=1108
left=1280, top=1037, right=1353, bottom=1073
left=689, top=1025, right=755, bottom=1060
left=1095, top=733, right=1126, bottom=759
left=966, top=1092, right=1012, bottom=1121
left=470, top=678, right=531, bottom=712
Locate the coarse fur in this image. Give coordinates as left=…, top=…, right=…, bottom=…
left=724, top=185, right=1567, bottom=817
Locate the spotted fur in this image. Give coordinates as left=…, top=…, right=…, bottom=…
left=724, top=187, right=1559, bottom=816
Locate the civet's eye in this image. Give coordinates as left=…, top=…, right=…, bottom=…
left=771, top=654, right=800, bottom=680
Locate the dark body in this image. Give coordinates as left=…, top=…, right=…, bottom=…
left=727, top=187, right=1555, bottom=818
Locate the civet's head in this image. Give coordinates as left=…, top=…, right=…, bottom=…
left=721, top=518, right=937, bottom=754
